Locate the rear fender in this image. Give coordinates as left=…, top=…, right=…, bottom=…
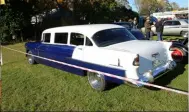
left=159, top=41, right=174, bottom=61
left=170, top=42, right=188, bottom=55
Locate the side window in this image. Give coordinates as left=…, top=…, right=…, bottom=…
left=164, top=21, right=172, bottom=26
left=172, top=21, right=181, bottom=25
left=43, top=33, right=51, bottom=43
left=70, top=33, right=84, bottom=46
left=54, top=33, right=68, bottom=44
left=86, top=37, right=93, bottom=46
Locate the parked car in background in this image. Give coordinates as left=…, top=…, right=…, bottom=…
left=182, top=32, right=188, bottom=47
left=141, top=19, right=188, bottom=36
left=25, top=24, right=177, bottom=91
left=169, top=32, right=188, bottom=63
left=113, top=22, right=146, bottom=40
left=138, top=16, right=157, bottom=28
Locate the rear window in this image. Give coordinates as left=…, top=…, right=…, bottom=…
left=164, top=21, right=172, bottom=26
left=92, top=28, right=136, bottom=47
left=172, top=21, right=181, bottom=25
left=43, top=33, right=51, bottom=43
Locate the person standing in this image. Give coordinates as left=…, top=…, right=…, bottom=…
left=144, top=17, right=151, bottom=40
left=155, top=18, right=164, bottom=41
left=133, top=17, right=137, bottom=29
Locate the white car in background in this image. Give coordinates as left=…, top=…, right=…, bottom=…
left=141, top=19, right=188, bottom=37
left=25, top=24, right=177, bottom=91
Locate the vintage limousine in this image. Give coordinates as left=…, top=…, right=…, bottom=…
left=25, top=24, right=177, bottom=91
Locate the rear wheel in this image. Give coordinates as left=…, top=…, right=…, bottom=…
left=185, top=42, right=188, bottom=48
left=27, top=51, right=36, bottom=65
left=181, top=31, right=187, bottom=37
left=87, top=72, right=107, bottom=91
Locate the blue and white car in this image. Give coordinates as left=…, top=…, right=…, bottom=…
left=25, top=24, right=177, bottom=91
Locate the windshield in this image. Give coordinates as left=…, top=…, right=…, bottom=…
left=184, top=19, right=188, bottom=23
left=92, top=28, right=137, bottom=47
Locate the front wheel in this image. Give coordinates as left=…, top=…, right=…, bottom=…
left=181, top=31, right=187, bottom=37
left=87, top=72, right=107, bottom=91
left=27, top=51, right=36, bottom=65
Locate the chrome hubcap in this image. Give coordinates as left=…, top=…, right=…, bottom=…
left=88, top=72, right=104, bottom=90
left=28, top=54, right=33, bottom=64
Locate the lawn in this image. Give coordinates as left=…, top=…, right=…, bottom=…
left=1, top=36, right=188, bottom=111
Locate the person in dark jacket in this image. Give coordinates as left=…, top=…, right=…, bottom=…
left=144, top=17, right=151, bottom=40
left=155, top=18, right=164, bottom=41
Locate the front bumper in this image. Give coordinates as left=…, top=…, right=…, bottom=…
left=136, top=60, right=177, bottom=87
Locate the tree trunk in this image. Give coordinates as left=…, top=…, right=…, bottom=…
left=21, top=31, right=23, bottom=42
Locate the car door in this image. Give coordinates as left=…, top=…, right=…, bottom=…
left=171, top=21, right=181, bottom=35
left=37, top=33, right=52, bottom=64
left=163, top=21, right=173, bottom=35
left=70, top=32, right=85, bottom=60
left=50, top=32, right=75, bottom=62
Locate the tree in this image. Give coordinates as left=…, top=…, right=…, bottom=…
left=0, top=0, right=62, bottom=42
left=115, top=0, right=131, bottom=9
left=179, top=7, right=188, bottom=10
left=170, top=2, right=179, bottom=10
left=0, top=0, right=34, bottom=42
left=0, top=0, right=139, bottom=42
left=164, top=0, right=173, bottom=11
left=60, top=0, right=137, bottom=24
left=134, top=0, right=166, bottom=15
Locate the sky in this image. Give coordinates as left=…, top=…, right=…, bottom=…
left=128, top=0, right=189, bottom=12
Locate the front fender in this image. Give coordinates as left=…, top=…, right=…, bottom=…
left=25, top=42, right=42, bottom=56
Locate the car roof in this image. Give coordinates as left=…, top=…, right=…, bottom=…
left=164, top=19, right=188, bottom=24
left=113, top=22, right=131, bottom=24
left=164, top=19, right=185, bottom=22
left=43, top=24, right=124, bottom=38
left=113, top=22, right=132, bottom=25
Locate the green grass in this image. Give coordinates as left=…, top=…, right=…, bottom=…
left=1, top=38, right=188, bottom=111
left=152, top=35, right=185, bottom=41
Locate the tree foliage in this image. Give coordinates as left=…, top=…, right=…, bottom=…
left=134, top=0, right=166, bottom=15
left=0, top=0, right=33, bottom=42
left=0, top=0, right=138, bottom=43
left=134, top=0, right=182, bottom=15
left=170, top=2, right=179, bottom=10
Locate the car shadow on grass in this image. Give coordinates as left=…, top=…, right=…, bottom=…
left=145, top=63, right=187, bottom=91
left=105, top=82, right=121, bottom=91
left=104, top=63, right=187, bottom=91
